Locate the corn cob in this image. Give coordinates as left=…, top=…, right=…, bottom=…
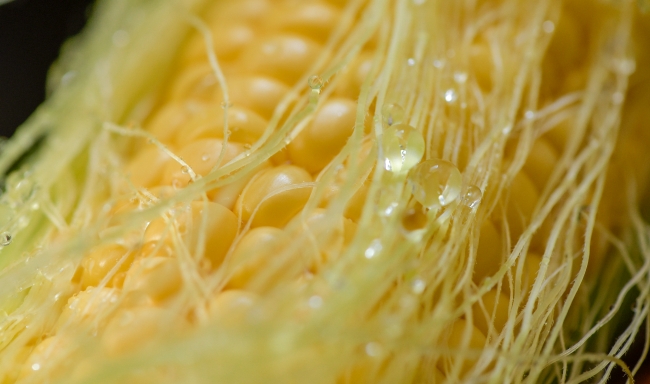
left=0, top=0, right=648, bottom=383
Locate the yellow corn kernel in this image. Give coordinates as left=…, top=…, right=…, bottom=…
left=472, top=289, right=511, bottom=336
left=286, top=208, right=357, bottom=270
left=474, top=220, right=503, bottom=284
left=239, top=34, right=322, bottom=84
left=167, top=63, right=218, bottom=102
left=266, top=1, right=341, bottom=43
left=334, top=52, right=373, bottom=99
left=437, top=319, right=488, bottom=377
left=226, top=227, right=292, bottom=291
left=236, top=164, right=313, bottom=227
left=161, top=138, right=243, bottom=189
left=102, top=307, right=177, bottom=356
left=80, top=244, right=134, bottom=289
left=19, top=336, right=69, bottom=379
left=504, top=172, right=540, bottom=244
left=123, top=257, right=183, bottom=302
left=225, top=75, right=291, bottom=119
left=288, top=98, right=358, bottom=173
left=208, top=290, right=258, bottom=325
left=144, top=201, right=239, bottom=266
left=145, top=101, right=189, bottom=144
left=181, top=22, right=256, bottom=64
left=55, top=287, right=119, bottom=330
left=124, top=144, right=171, bottom=190
left=521, top=138, right=560, bottom=192
left=177, top=105, right=269, bottom=146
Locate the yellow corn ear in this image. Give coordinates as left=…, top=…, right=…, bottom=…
left=0, top=0, right=648, bottom=383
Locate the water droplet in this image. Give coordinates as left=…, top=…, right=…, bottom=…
left=180, top=166, right=189, bottom=174
left=365, top=342, right=383, bottom=357
left=407, top=58, right=416, bottom=66
left=502, top=124, right=513, bottom=135
left=0, top=232, right=12, bottom=246
left=112, top=30, right=130, bottom=47
left=542, top=20, right=555, bottom=34
left=613, top=58, right=636, bottom=75
left=383, top=158, right=393, bottom=171
left=380, top=201, right=398, bottom=217
left=243, top=143, right=252, bottom=150
left=462, top=185, right=483, bottom=208
left=201, top=154, right=210, bottom=162
left=172, top=179, right=183, bottom=189
left=411, top=278, right=426, bottom=294
left=31, top=363, right=40, bottom=371
left=432, top=59, right=445, bottom=69
left=381, top=103, right=405, bottom=126
left=308, top=75, right=324, bottom=90
left=365, top=239, right=383, bottom=259
left=221, top=101, right=233, bottom=109
left=383, top=124, right=425, bottom=175
left=408, top=159, right=462, bottom=208
left=30, top=202, right=40, bottom=210
left=308, top=295, right=323, bottom=309
left=453, top=71, right=468, bottom=84
left=524, top=110, right=536, bottom=120
left=401, top=206, right=427, bottom=232
left=444, top=89, right=458, bottom=103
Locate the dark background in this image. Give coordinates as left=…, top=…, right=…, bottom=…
left=0, top=0, right=95, bottom=138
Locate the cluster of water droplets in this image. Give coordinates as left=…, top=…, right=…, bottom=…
left=380, top=104, right=425, bottom=175
left=0, top=169, right=41, bottom=249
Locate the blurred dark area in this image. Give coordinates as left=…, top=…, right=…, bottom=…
left=0, top=0, right=95, bottom=138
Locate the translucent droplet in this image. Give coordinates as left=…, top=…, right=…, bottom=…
left=308, top=295, right=323, bottom=309
left=502, top=124, right=513, bottom=135
left=201, top=154, right=210, bottom=162
left=411, top=278, right=426, bottom=294
left=381, top=103, right=405, bottom=126
left=453, top=71, right=468, bottom=84
left=172, top=179, right=183, bottom=189
left=180, top=166, right=189, bottom=174
left=379, top=201, right=398, bottom=217
left=613, top=58, right=636, bottom=75
left=383, top=124, right=425, bottom=175
left=0, top=232, right=12, bottom=246
left=365, top=342, right=383, bottom=357
left=407, top=58, right=416, bottom=66
left=524, top=110, right=536, bottom=120
left=221, top=101, right=233, bottom=109
left=462, top=185, right=483, bottom=208
left=364, top=239, right=383, bottom=259
left=444, top=89, right=458, bottom=103
left=31, top=363, right=40, bottom=371
left=612, top=91, right=624, bottom=105
left=243, top=143, right=252, bottom=150
left=542, top=20, right=555, bottom=34
left=401, top=206, right=427, bottom=232
left=408, top=159, right=462, bottom=208
left=308, top=75, right=324, bottom=90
